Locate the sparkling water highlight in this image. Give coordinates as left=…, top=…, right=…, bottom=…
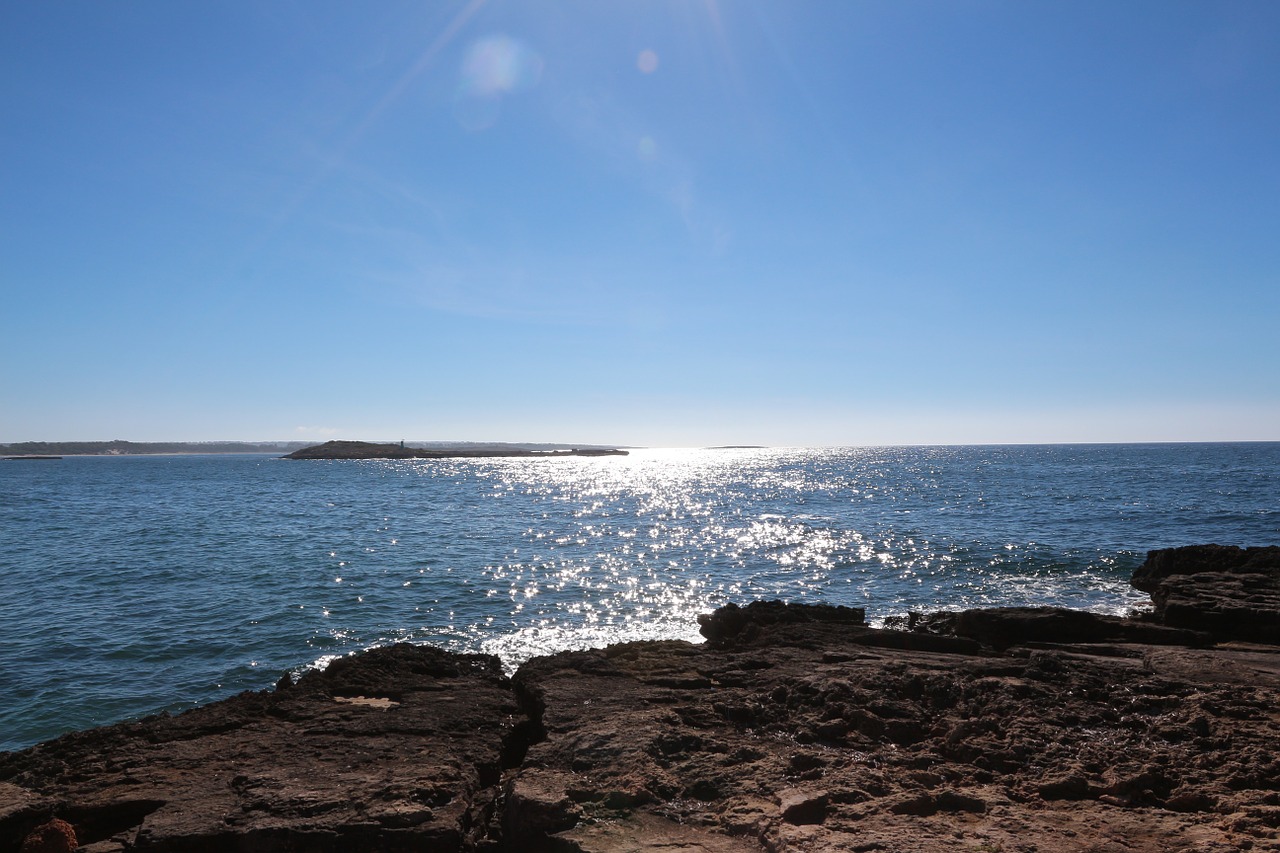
left=2, top=443, right=1276, bottom=751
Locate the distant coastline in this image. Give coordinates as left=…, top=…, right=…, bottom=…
left=0, top=440, right=311, bottom=457
left=284, top=440, right=628, bottom=460
left=0, top=439, right=630, bottom=458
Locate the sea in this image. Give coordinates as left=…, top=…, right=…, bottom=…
left=2, top=443, right=1277, bottom=752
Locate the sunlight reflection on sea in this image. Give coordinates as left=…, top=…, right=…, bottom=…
left=2, top=443, right=1276, bottom=749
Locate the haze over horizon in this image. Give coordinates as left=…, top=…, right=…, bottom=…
left=3, top=2, right=1278, bottom=448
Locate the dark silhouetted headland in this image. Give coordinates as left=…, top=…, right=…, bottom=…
left=285, top=440, right=628, bottom=460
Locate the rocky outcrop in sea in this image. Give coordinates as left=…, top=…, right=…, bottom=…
left=3, top=545, right=1279, bottom=852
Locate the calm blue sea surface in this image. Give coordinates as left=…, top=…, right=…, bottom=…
left=2, top=444, right=1277, bottom=751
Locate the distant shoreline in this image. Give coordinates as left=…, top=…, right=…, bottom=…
left=0, top=441, right=310, bottom=457
left=6, top=440, right=1278, bottom=459
left=0, top=440, right=630, bottom=458
left=284, top=440, right=628, bottom=460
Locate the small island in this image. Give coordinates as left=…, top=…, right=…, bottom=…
left=284, top=440, right=628, bottom=460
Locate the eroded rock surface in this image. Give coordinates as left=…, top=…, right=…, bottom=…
left=5, top=546, right=1280, bottom=852
left=0, top=644, right=520, bottom=852
left=1131, top=544, right=1280, bottom=643
left=507, top=602, right=1280, bottom=852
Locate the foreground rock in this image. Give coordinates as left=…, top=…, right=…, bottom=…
left=5, top=545, right=1280, bottom=852
left=510, top=601, right=1280, bottom=852
left=1, top=645, right=521, bottom=852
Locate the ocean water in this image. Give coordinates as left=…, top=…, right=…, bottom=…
left=1, top=443, right=1276, bottom=752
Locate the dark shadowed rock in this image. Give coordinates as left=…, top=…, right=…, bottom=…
left=952, top=605, right=1211, bottom=650
left=1131, top=545, right=1280, bottom=643
left=698, top=599, right=984, bottom=656
left=697, top=600, right=866, bottom=644
left=0, top=644, right=519, bottom=852
left=1131, top=544, right=1280, bottom=589
left=18, top=818, right=75, bottom=853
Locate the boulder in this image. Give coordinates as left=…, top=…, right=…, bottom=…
left=19, top=818, right=76, bottom=853
left=1131, top=545, right=1280, bottom=643
left=697, top=600, right=866, bottom=644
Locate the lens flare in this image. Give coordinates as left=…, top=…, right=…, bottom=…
left=454, top=34, right=542, bottom=131
left=637, top=49, right=659, bottom=74
left=459, top=35, right=543, bottom=98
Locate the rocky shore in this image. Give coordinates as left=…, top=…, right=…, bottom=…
left=4, top=545, right=1280, bottom=852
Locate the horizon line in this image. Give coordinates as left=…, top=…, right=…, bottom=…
left=4, top=438, right=1279, bottom=449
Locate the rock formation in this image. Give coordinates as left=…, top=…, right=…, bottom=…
left=1131, top=544, right=1280, bottom=643
left=4, top=545, right=1280, bottom=852
left=1, top=645, right=519, bottom=852
left=18, top=819, right=75, bottom=853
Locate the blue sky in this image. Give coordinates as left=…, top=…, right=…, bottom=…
left=3, top=1, right=1278, bottom=446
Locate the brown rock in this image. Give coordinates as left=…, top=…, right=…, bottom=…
left=19, top=819, right=76, bottom=853
left=503, top=768, right=579, bottom=838
left=1131, top=545, right=1280, bottom=643
left=1037, top=774, right=1093, bottom=801
left=0, top=644, right=519, bottom=852
left=500, top=599, right=1280, bottom=852
left=1164, top=789, right=1217, bottom=813
left=779, top=790, right=829, bottom=825
left=552, top=812, right=758, bottom=852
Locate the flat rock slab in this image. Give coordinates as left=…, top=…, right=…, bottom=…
left=508, top=616, right=1280, bottom=852
left=0, top=645, right=520, bottom=852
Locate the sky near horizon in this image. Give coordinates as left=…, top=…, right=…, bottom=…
left=2, top=1, right=1278, bottom=447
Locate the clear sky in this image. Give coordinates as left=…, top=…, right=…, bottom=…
left=3, top=1, right=1278, bottom=447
